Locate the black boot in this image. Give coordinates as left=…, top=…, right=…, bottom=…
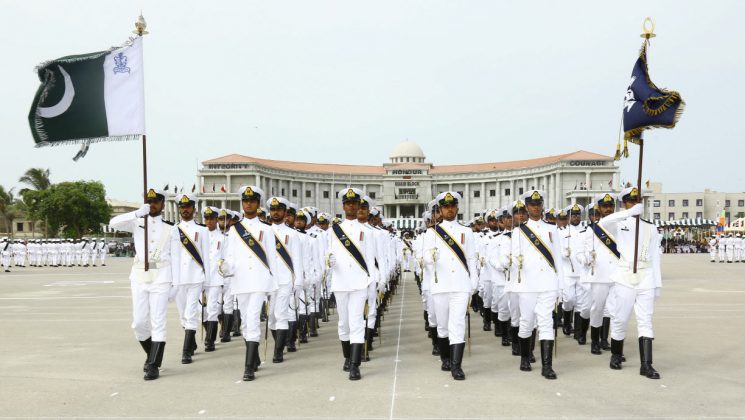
left=573, top=312, right=581, bottom=341
left=609, top=339, right=624, bottom=370
left=341, top=341, right=351, bottom=372
left=493, top=312, right=502, bottom=337
left=299, top=315, right=309, bottom=343
left=600, top=317, right=611, bottom=350
left=273, top=329, right=288, bottom=363
left=450, top=343, right=466, bottom=380
left=423, top=311, right=429, bottom=331
left=529, top=329, right=537, bottom=363
left=577, top=317, right=590, bottom=345
left=639, top=337, right=661, bottom=379
left=540, top=340, right=557, bottom=380
left=181, top=330, right=195, bottom=364
left=287, top=321, right=297, bottom=352
left=510, top=326, right=520, bottom=356
left=221, top=314, right=234, bottom=342
left=482, top=309, right=492, bottom=331
left=438, top=337, right=451, bottom=371
left=430, top=327, right=440, bottom=355
left=144, top=341, right=164, bottom=380
left=309, top=314, right=319, bottom=337
left=590, top=326, right=602, bottom=355
left=232, top=309, right=242, bottom=337
left=189, top=329, right=197, bottom=356
left=519, top=336, right=532, bottom=371
left=366, top=328, right=375, bottom=352
left=139, top=338, right=152, bottom=372
left=501, top=320, right=511, bottom=346
left=349, top=343, right=362, bottom=380
left=204, top=321, right=217, bottom=352
left=562, top=310, right=573, bottom=336
left=243, top=341, right=259, bottom=381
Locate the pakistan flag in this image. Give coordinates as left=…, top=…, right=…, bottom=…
left=28, top=36, right=145, bottom=153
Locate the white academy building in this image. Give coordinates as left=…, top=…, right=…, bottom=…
left=164, top=141, right=621, bottom=229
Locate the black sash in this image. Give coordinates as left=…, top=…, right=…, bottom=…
left=433, top=224, right=469, bottom=275
left=274, top=233, right=295, bottom=275
left=403, top=239, right=413, bottom=251
left=2, top=242, right=8, bottom=252
left=332, top=223, right=369, bottom=276
left=518, top=224, right=555, bottom=271
left=233, top=221, right=270, bottom=271
left=177, top=226, right=204, bottom=270
left=592, top=224, right=621, bottom=259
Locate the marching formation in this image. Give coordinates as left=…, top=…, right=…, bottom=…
left=707, top=233, right=745, bottom=263
left=109, top=186, right=403, bottom=381
left=0, top=237, right=109, bottom=272
left=411, top=187, right=663, bottom=381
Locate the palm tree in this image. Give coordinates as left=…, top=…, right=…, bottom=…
left=0, top=186, right=16, bottom=236
left=19, top=168, right=51, bottom=192
left=19, top=168, right=51, bottom=238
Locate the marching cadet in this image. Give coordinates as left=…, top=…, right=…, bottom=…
left=357, top=195, right=386, bottom=357
left=201, top=206, right=224, bottom=352
left=558, top=204, right=585, bottom=337
left=109, top=188, right=176, bottom=381
left=422, top=191, right=478, bottom=381
left=218, top=209, right=237, bottom=343
left=293, top=209, right=315, bottom=344
left=305, top=207, right=326, bottom=337
left=488, top=207, right=513, bottom=347
left=283, top=202, right=301, bottom=352
left=172, top=194, right=211, bottom=364
left=98, top=238, right=109, bottom=267
left=326, top=188, right=380, bottom=380
left=707, top=236, right=717, bottom=262
left=585, top=194, right=621, bottom=354
left=1, top=238, right=10, bottom=272
left=418, top=203, right=440, bottom=356
left=510, top=190, right=564, bottom=380
left=717, top=234, right=725, bottom=263
left=736, top=234, right=744, bottom=262
left=219, top=185, right=277, bottom=381
left=599, top=187, right=662, bottom=379
left=266, top=196, right=304, bottom=363
left=725, top=234, right=735, bottom=263
left=505, top=201, right=527, bottom=357
left=479, top=210, right=500, bottom=333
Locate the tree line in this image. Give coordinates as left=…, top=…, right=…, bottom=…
left=0, top=168, right=111, bottom=238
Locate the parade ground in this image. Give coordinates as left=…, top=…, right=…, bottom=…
left=0, top=254, right=743, bottom=419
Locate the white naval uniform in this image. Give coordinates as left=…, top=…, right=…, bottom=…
left=708, top=238, right=718, bottom=262
left=98, top=241, right=108, bottom=265
left=487, top=231, right=511, bottom=322
left=581, top=218, right=618, bottom=328
left=599, top=208, right=662, bottom=340
left=109, top=210, right=176, bottom=342
left=1, top=241, right=10, bottom=271
left=221, top=216, right=277, bottom=342
left=423, top=220, right=478, bottom=345
left=418, top=228, right=438, bottom=329
left=326, top=219, right=378, bottom=344
left=558, top=224, right=585, bottom=312
left=476, top=231, right=493, bottom=313
left=172, top=220, right=210, bottom=331
left=268, top=222, right=303, bottom=330
left=510, top=219, right=564, bottom=341
left=365, top=222, right=387, bottom=329
left=204, top=227, right=225, bottom=322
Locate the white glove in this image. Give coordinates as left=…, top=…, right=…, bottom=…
left=328, top=254, right=336, bottom=268
left=628, top=203, right=644, bottom=217
left=377, top=281, right=386, bottom=294
left=135, top=204, right=151, bottom=218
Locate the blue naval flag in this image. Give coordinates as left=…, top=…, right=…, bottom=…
left=622, top=42, right=685, bottom=146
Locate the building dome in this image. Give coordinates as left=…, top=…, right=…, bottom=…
left=389, top=141, right=426, bottom=164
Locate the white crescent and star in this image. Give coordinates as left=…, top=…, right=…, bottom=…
left=37, top=65, right=75, bottom=118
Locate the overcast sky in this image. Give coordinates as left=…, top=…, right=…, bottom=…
left=2, top=0, right=744, bottom=202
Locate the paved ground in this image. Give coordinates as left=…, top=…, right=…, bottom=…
left=0, top=254, right=744, bottom=419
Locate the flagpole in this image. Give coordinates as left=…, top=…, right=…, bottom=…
left=135, top=15, right=150, bottom=271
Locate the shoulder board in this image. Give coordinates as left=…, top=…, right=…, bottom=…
left=196, top=222, right=206, bottom=227
left=297, top=230, right=306, bottom=235
left=261, top=220, right=271, bottom=226
left=163, top=220, right=175, bottom=226
left=579, top=229, right=587, bottom=233
left=640, top=218, right=654, bottom=225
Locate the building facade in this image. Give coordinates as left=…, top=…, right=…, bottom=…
left=646, top=182, right=745, bottom=224
left=164, top=141, right=621, bottom=227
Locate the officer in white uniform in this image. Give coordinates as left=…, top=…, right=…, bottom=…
left=220, top=185, right=277, bottom=381
left=217, top=209, right=237, bottom=343
left=488, top=207, right=513, bottom=347
left=505, top=201, right=527, bottom=357
left=581, top=193, right=618, bottom=356
left=600, top=187, right=662, bottom=379
left=201, top=206, right=224, bottom=353
left=358, top=195, right=386, bottom=357
left=419, top=203, right=440, bottom=356
left=422, top=191, right=478, bottom=381
left=1, top=238, right=11, bottom=272
left=97, top=238, right=109, bottom=266
left=558, top=204, right=585, bottom=337
left=109, top=188, right=176, bottom=380
left=326, top=188, right=380, bottom=381
left=708, top=236, right=718, bottom=262
left=510, top=190, right=564, bottom=380
left=172, top=193, right=210, bottom=364
left=266, top=196, right=304, bottom=363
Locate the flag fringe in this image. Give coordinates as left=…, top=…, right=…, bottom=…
left=35, top=134, right=141, bottom=149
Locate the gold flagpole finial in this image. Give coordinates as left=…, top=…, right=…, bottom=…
left=641, top=17, right=656, bottom=39
left=134, top=13, right=149, bottom=36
